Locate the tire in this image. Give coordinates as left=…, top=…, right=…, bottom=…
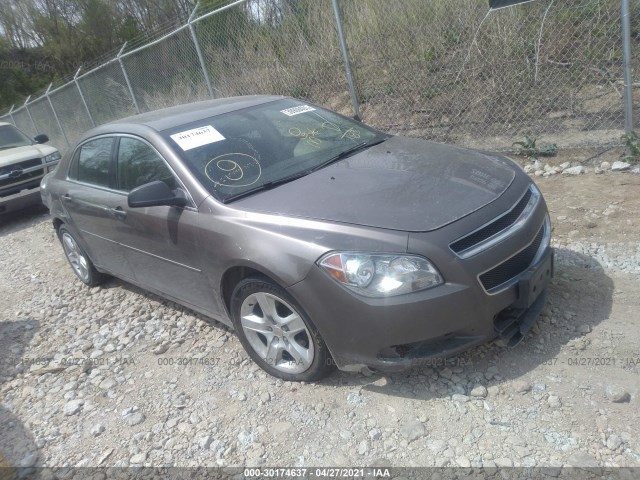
left=57, top=224, right=105, bottom=287
left=230, top=277, right=335, bottom=382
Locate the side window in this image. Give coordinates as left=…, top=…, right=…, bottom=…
left=76, top=137, right=114, bottom=187
left=117, top=137, right=177, bottom=192
left=67, top=149, right=80, bottom=180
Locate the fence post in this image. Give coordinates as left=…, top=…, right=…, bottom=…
left=23, top=96, right=38, bottom=134
left=189, top=3, right=215, bottom=98
left=8, top=105, right=15, bottom=126
left=45, top=83, right=70, bottom=148
left=621, top=0, right=634, bottom=134
left=74, top=67, right=96, bottom=127
left=117, top=42, right=141, bottom=114
left=332, top=0, right=361, bottom=121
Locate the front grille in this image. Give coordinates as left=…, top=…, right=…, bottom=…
left=0, top=158, right=44, bottom=189
left=479, top=222, right=545, bottom=291
left=451, top=188, right=532, bottom=254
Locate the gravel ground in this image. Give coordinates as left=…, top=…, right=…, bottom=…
left=1, top=166, right=639, bottom=472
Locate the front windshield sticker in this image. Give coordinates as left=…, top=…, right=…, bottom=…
left=170, top=125, right=225, bottom=151
left=280, top=105, right=316, bottom=116
left=205, top=153, right=262, bottom=188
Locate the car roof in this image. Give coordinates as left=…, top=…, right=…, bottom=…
left=95, top=95, right=285, bottom=134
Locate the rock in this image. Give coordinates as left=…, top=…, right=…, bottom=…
left=369, top=428, right=382, bottom=441
left=494, top=458, right=513, bottom=467
left=512, top=380, right=531, bottom=394
left=91, top=424, right=105, bottom=437
left=122, top=408, right=146, bottom=426
left=563, top=166, right=584, bottom=175
left=456, top=456, right=471, bottom=468
left=577, top=325, right=591, bottom=334
left=64, top=399, right=84, bottom=416
left=347, top=392, right=363, bottom=406
left=260, top=392, right=271, bottom=403
left=357, top=440, right=368, bottom=455
left=238, top=392, right=247, bottom=401
left=606, top=434, right=622, bottom=451
left=611, top=161, right=630, bottom=171
left=605, top=385, right=630, bottom=403
left=399, top=419, right=425, bottom=443
left=371, top=376, right=390, bottom=387
left=470, top=385, right=488, bottom=398
left=547, top=395, right=562, bottom=408
left=523, top=165, right=534, bottom=174
left=129, top=452, right=147, bottom=464
left=153, top=343, right=169, bottom=355
left=594, top=167, right=603, bottom=174
left=198, top=435, right=212, bottom=450
left=600, top=161, right=611, bottom=170
left=427, top=439, right=447, bottom=454
left=18, top=451, right=38, bottom=468
left=559, top=162, right=571, bottom=170
left=99, top=378, right=116, bottom=390
left=566, top=451, right=598, bottom=467
left=451, top=394, right=470, bottom=403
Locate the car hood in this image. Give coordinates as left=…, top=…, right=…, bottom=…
left=0, top=144, right=57, bottom=167
left=234, top=136, right=517, bottom=232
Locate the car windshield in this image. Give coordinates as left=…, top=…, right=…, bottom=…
left=161, top=99, right=386, bottom=202
left=0, top=124, right=33, bottom=150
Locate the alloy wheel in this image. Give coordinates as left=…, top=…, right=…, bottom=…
left=239, top=292, right=314, bottom=374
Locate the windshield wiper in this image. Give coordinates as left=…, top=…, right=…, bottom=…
left=222, top=169, right=312, bottom=204
left=221, top=137, right=388, bottom=204
left=309, top=137, right=387, bottom=173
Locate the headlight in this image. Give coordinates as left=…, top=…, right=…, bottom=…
left=44, top=151, right=61, bottom=164
left=318, top=252, right=443, bottom=298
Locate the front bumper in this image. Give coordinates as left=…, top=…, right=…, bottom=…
left=0, top=179, right=44, bottom=215
left=289, top=247, right=552, bottom=372
left=288, top=182, right=552, bottom=373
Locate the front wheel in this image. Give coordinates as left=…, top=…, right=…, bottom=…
left=57, top=225, right=105, bottom=287
left=230, top=277, right=335, bottom=382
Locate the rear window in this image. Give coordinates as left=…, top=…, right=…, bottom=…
left=72, top=137, right=115, bottom=188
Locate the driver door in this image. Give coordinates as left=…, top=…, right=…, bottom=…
left=112, top=136, right=217, bottom=312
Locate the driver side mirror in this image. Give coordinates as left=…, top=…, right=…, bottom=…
left=34, top=134, right=49, bottom=144
left=128, top=181, right=188, bottom=208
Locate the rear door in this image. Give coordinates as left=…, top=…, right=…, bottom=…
left=62, top=136, right=134, bottom=280
left=111, top=135, right=217, bottom=312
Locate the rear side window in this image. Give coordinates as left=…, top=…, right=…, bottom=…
left=75, top=137, right=114, bottom=187
left=116, top=137, right=177, bottom=192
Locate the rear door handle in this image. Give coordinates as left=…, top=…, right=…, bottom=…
left=109, top=207, right=127, bottom=220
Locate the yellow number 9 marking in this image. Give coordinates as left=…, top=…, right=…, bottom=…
left=205, top=152, right=261, bottom=188
left=216, top=159, right=244, bottom=181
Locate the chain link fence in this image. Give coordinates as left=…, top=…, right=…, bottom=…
left=0, top=0, right=637, bottom=155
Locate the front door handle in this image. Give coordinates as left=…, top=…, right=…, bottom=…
left=109, top=207, right=127, bottom=220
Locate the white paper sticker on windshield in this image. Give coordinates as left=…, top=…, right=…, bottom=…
left=170, top=125, right=225, bottom=151
left=280, top=105, right=316, bottom=116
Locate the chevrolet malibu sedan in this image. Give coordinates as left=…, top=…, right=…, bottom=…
left=41, top=96, right=553, bottom=381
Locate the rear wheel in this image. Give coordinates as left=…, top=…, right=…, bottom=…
left=57, top=225, right=105, bottom=287
left=230, top=277, right=334, bottom=382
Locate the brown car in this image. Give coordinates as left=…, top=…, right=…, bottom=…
left=41, top=96, right=553, bottom=381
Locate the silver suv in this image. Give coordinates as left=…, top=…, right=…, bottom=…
left=0, top=122, right=61, bottom=215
